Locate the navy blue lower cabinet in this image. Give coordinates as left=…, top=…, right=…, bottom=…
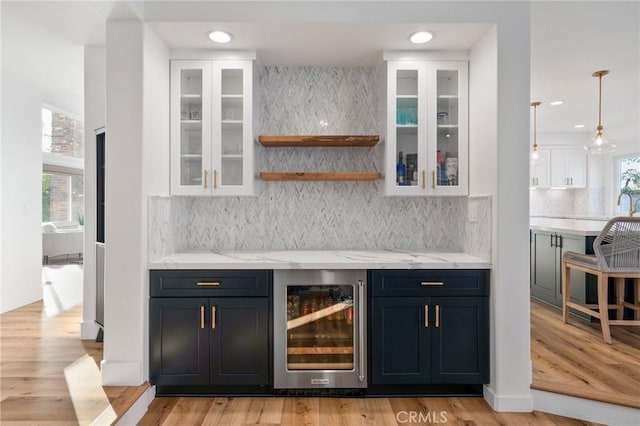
left=371, top=297, right=429, bottom=384
left=149, top=270, right=272, bottom=392
left=429, top=296, right=489, bottom=384
left=210, top=298, right=270, bottom=385
left=150, top=297, right=210, bottom=386
left=368, top=270, right=489, bottom=386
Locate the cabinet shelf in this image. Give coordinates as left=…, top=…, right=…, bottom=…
left=258, top=135, right=379, bottom=147
left=259, top=172, right=381, bottom=182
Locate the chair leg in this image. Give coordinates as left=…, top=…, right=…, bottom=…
left=562, top=261, right=570, bottom=323
left=616, top=277, right=625, bottom=320
left=598, top=272, right=612, bottom=344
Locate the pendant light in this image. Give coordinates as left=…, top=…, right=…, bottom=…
left=584, top=70, right=616, bottom=155
left=530, top=101, right=541, bottom=160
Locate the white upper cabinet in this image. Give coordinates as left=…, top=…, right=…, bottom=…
left=530, top=148, right=550, bottom=188
left=385, top=60, right=468, bottom=196
left=171, top=59, right=254, bottom=196
left=550, top=148, right=587, bottom=188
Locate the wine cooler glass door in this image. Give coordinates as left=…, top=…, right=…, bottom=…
left=286, top=285, right=355, bottom=371
left=273, top=270, right=366, bottom=389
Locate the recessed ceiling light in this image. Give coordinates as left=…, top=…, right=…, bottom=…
left=549, top=100, right=564, bottom=106
left=409, top=31, right=434, bottom=44
left=208, top=30, right=232, bottom=44
left=574, top=124, right=585, bottom=129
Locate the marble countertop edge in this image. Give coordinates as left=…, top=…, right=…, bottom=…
left=148, top=250, right=491, bottom=270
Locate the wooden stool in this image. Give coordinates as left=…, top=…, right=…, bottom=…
left=562, top=217, right=640, bottom=344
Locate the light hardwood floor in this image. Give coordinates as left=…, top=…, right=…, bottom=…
left=530, top=298, right=640, bottom=408
left=0, top=301, right=148, bottom=425
left=1, top=298, right=631, bottom=425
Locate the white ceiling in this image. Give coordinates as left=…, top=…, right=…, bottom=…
left=148, top=22, right=493, bottom=67
left=4, top=1, right=638, bottom=141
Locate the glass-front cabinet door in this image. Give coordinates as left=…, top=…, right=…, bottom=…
left=386, top=61, right=428, bottom=196
left=385, top=60, right=468, bottom=196
left=211, top=61, right=254, bottom=196
left=427, top=61, right=468, bottom=196
left=171, top=60, right=212, bottom=195
left=171, top=59, right=253, bottom=196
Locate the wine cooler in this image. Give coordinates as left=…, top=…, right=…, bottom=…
left=273, top=270, right=367, bottom=390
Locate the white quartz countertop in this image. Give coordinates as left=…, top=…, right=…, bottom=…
left=149, top=250, right=490, bottom=270
left=530, top=217, right=609, bottom=236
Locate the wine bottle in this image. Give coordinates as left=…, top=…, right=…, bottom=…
left=397, top=151, right=406, bottom=186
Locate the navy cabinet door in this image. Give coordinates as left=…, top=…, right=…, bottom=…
left=429, top=296, right=489, bottom=384
left=150, top=297, right=210, bottom=386
left=210, top=298, right=270, bottom=385
left=371, top=297, right=429, bottom=384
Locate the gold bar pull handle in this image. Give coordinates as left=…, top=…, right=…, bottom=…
left=203, top=170, right=208, bottom=189
left=421, top=281, right=444, bottom=286
left=431, top=170, right=435, bottom=189
left=213, top=169, right=218, bottom=189
left=422, top=170, right=426, bottom=189
left=212, top=306, right=216, bottom=329
left=200, top=306, right=205, bottom=329
left=425, top=305, right=429, bottom=328
left=197, top=281, right=221, bottom=287
left=435, top=305, right=440, bottom=328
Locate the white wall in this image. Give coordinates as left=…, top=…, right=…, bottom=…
left=0, top=3, right=83, bottom=313
left=81, top=46, right=106, bottom=339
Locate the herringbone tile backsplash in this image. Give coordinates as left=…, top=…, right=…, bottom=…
left=148, top=66, right=491, bottom=256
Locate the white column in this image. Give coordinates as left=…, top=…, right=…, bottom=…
left=102, top=20, right=145, bottom=385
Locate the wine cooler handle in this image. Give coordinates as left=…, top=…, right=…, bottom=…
left=357, top=279, right=365, bottom=382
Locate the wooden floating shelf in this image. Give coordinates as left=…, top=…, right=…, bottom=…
left=259, top=172, right=381, bottom=182
left=258, top=135, right=379, bottom=147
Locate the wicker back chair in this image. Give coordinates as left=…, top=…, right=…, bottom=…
left=562, top=217, right=640, bottom=344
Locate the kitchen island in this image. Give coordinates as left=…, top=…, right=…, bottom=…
left=148, top=250, right=490, bottom=396
left=529, top=217, right=608, bottom=311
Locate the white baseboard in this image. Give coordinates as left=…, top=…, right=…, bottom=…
left=533, top=389, right=640, bottom=425
left=116, top=385, right=155, bottom=426
left=100, top=360, right=143, bottom=386
left=483, top=385, right=534, bottom=412
left=80, top=320, right=100, bottom=340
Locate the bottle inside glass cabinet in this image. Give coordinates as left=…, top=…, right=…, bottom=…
left=436, top=70, right=459, bottom=187
left=395, top=69, right=419, bottom=188
left=286, top=285, right=355, bottom=370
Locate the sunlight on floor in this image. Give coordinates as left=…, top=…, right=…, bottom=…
left=42, top=264, right=83, bottom=317
left=64, top=354, right=117, bottom=425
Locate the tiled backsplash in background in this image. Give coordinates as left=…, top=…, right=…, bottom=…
left=529, top=187, right=605, bottom=217
left=148, top=66, right=492, bottom=260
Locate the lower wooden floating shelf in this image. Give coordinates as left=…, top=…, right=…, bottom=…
left=259, top=172, right=381, bottom=181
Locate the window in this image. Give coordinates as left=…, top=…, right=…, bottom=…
left=616, top=155, right=640, bottom=215
left=42, top=106, right=84, bottom=224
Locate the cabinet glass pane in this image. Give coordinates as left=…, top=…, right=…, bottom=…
left=220, top=69, right=244, bottom=186
left=396, top=70, right=419, bottom=187
left=286, top=285, right=355, bottom=371
left=436, top=70, right=459, bottom=187
left=180, top=69, right=203, bottom=186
